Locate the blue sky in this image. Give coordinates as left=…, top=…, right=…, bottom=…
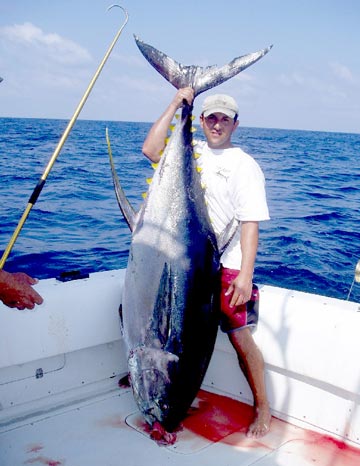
left=0, top=0, right=359, bottom=133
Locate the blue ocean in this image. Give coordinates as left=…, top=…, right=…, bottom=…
left=1, top=117, right=359, bottom=303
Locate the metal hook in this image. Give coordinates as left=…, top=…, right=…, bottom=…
left=107, top=4, right=129, bottom=21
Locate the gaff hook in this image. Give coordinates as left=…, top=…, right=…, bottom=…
left=0, top=6, right=129, bottom=269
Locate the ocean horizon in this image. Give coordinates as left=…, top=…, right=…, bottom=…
left=1, top=117, right=359, bottom=303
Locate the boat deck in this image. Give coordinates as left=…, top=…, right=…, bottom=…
left=1, top=270, right=360, bottom=466
left=1, top=378, right=359, bottom=466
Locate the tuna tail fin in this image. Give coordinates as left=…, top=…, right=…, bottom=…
left=134, top=35, right=272, bottom=97
left=106, top=128, right=136, bottom=232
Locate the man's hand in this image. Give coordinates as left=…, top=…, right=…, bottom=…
left=0, top=271, right=43, bottom=310
left=225, top=271, right=253, bottom=307
left=172, top=87, right=195, bottom=108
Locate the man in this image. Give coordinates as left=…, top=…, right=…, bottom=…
left=142, top=88, right=271, bottom=438
left=0, top=269, right=43, bottom=310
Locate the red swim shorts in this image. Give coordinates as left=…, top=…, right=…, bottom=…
left=219, top=267, right=259, bottom=333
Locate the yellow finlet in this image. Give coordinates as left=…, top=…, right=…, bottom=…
left=164, top=137, right=170, bottom=145
left=151, top=162, right=159, bottom=169
left=169, top=124, right=176, bottom=131
left=191, top=127, right=197, bottom=133
left=175, top=114, right=180, bottom=120
left=193, top=152, right=201, bottom=159
left=196, top=166, right=202, bottom=173
left=146, top=178, right=153, bottom=185
left=142, top=192, right=147, bottom=199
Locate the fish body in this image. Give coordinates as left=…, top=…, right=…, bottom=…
left=122, top=101, right=220, bottom=430
left=109, top=37, right=272, bottom=432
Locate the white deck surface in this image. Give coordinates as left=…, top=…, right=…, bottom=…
left=1, top=379, right=360, bottom=466
left=1, top=269, right=360, bottom=465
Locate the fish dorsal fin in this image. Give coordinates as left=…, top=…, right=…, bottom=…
left=106, top=128, right=137, bottom=232
left=134, top=35, right=272, bottom=97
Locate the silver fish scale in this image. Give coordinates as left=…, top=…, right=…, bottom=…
left=123, top=107, right=216, bottom=349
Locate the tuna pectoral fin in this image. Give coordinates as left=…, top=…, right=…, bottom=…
left=134, top=35, right=272, bottom=97
left=106, top=128, right=136, bottom=231
left=149, top=263, right=174, bottom=347
left=217, top=218, right=240, bottom=255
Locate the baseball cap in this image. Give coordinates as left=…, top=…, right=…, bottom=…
left=201, top=94, right=239, bottom=119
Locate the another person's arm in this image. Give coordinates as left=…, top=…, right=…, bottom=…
left=0, top=270, right=43, bottom=310
left=142, top=87, right=194, bottom=162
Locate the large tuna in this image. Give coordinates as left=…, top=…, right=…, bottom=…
left=108, top=36, right=271, bottom=435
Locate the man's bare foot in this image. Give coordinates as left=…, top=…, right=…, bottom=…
left=246, top=404, right=271, bottom=438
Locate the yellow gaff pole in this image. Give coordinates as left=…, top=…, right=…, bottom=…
left=0, top=5, right=128, bottom=269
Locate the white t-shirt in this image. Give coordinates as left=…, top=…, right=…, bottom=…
left=195, top=140, right=270, bottom=269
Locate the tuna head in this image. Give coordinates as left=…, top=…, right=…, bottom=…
left=128, top=346, right=180, bottom=428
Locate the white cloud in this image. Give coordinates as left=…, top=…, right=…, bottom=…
left=278, top=72, right=306, bottom=86
left=0, top=22, right=97, bottom=118
left=0, top=22, right=92, bottom=65
left=329, top=62, right=354, bottom=83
